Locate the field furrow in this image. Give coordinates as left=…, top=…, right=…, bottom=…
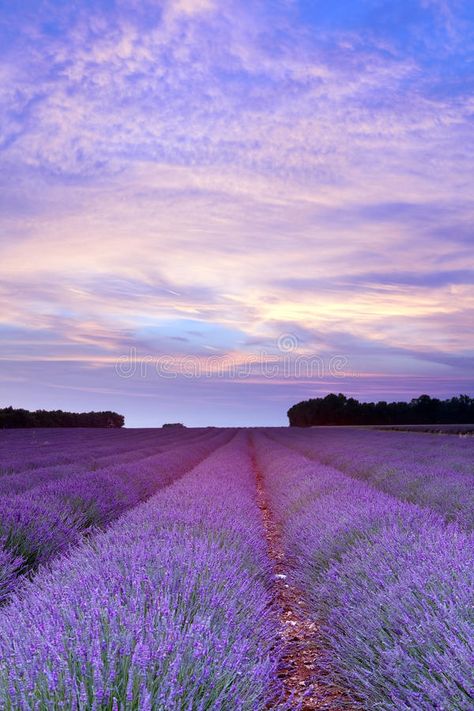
left=252, top=442, right=353, bottom=711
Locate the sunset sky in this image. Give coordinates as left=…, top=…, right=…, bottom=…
left=1, top=0, right=473, bottom=426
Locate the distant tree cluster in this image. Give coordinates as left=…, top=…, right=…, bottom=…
left=287, top=393, right=474, bottom=427
left=0, top=407, right=125, bottom=428
left=162, top=423, right=185, bottom=429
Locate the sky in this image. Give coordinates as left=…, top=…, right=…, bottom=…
left=0, top=0, right=473, bottom=427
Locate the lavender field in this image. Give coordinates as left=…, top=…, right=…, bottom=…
left=0, top=427, right=472, bottom=710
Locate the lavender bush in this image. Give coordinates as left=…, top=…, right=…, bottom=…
left=0, top=548, right=23, bottom=605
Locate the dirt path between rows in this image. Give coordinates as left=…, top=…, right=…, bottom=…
left=251, top=446, right=354, bottom=710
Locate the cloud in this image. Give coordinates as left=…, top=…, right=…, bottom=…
left=166, top=0, right=216, bottom=18
left=280, top=269, right=474, bottom=291
left=0, top=1, right=473, bottom=421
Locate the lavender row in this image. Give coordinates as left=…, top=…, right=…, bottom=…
left=0, top=434, right=281, bottom=710
left=0, top=428, right=160, bottom=473
left=270, top=427, right=474, bottom=529
left=254, top=433, right=474, bottom=711
left=0, top=430, right=232, bottom=603
left=0, top=428, right=205, bottom=475
left=0, top=444, right=162, bottom=496
left=0, top=428, right=212, bottom=496
left=0, top=426, right=210, bottom=476
left=375, top=424, right=474, bottom=435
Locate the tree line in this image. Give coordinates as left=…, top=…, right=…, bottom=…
left=287, top=393, right=474, bottom=427
left=0, top=407, right=125, bottom=428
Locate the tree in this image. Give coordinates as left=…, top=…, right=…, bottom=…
left=287, top=394, right=474, bottom=427
left=0, top=408, right=125, bottom=428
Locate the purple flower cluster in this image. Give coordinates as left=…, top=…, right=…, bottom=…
left=254, top=432, right=474, bottom=710
left=0, top=434, right=280, bottom=709
left=270, top=427, right=474, bottom=528
left=0, top=428, right=231, bottom=601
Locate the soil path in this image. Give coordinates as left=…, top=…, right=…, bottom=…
left=251, top=441, right=355, bottom=710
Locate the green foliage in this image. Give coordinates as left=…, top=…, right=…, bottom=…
left=0, top=407, right=125, bottom=429
left=287, top=393, right=474, bottom=426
